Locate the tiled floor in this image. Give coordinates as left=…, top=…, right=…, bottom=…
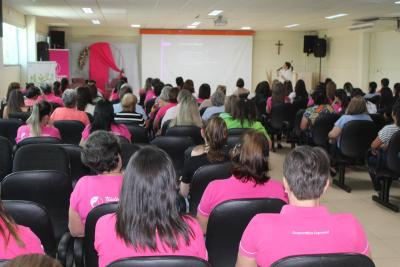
left=269, top=146, right=400, bottom=267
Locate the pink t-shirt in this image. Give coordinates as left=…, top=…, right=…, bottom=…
left=144, top=90, right=156, bottom=103
left=307, top=98, right=314, bottom=107
left=15, top=124, right=61, bottom=143
left=24, top=98, right=38, bottom=107
left=95, top=214, right=208, bottom=267
left=0, top=221, right=44, bottom=259
left=70, top=175, right=123, bottom=225
left=39, top=93, right=64, bottom=107
left=266, top=97, right=291, bottom=113
left=155, top=103, right=177, bottom=122
left=81, top=124, right=131, bottom=141
left=239, top=205, right=370, bottom=267
left=50, top=107, right=90, bottom=126
left=332, top=101, right=342, bottom=113
left=197, top=175, right=288, bottom=217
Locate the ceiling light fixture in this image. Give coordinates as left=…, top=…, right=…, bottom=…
left=130, top=24, right=141, bottom=28
left=92, top=19, right=100, bottom=25
left=82, top=8, right=93, bottom=14
left=395, top=1, right=400, bottom=4
left=285, top=24, right=299, bottom=28
left=208, top=10, right=223, bottom=16
left=325, top=13, right=348, bottom=19
left=187, top=25, right=197, bottom=29
left=241, top=26, right=251, bottom=30
left=191, top=21, right=201, bottom=26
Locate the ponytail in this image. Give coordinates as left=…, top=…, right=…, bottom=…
left=26, top=101, right=52, bottom=137
left=205, top=117, right=228, bottom=163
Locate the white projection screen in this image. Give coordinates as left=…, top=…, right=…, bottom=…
left=141, top=33, right=253, bottom=95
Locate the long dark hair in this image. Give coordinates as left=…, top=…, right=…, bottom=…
left=0, top=200, right=24, bottom=248
left=7, top=90, right=25, bottom=114
left=76, top=86, right=93, bottom=111
left=116, top=146, right=193, bottom=251
left=231, top=98, right=257, bottom=126
left=6, top=82, right=20, bottom=101
left=53, top=81, right=62, bottom=97
left=60, top=78, right=69, bottom=92
left=255, top=81, right=271, bottom=98
left=294, top=79, right=308, bottom=101
left=90, top=99, right=115, bottom=134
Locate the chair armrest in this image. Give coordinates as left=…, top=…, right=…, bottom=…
left=57, top=232, right=75, bottom=267
left=74, top=237, right=84, bottom=267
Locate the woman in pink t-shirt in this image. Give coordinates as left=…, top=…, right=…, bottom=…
left=236, top=146, right=371, bottom=267
left=69, top=131, right=123, bottom=237
left=38, top=83, right=64, bottom=107
left=80, top=99, right=131, bottom=146
left=95, top=146, right=207, bottom=267
left=197, top=129, right=288, bottom=233
left=0, top=200, right=44, bottom=259
left=15, top=101, right=61, bottom=143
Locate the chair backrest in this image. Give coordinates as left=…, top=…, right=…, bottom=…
left=16, top=136, right=62, bottom=149
left=84, top=202, right=118, bottom=267
left=369, top=113, right=386, bottom=132
left=145, top=98, right=156, bottom=114
left=166, top=126, right=204, bottom=145
left=189, top=162, right=232, bottom=214
left=107, top=256, right=212, bottom=267
left=124, top=124, right=149, bottom=143
left=293, top=109, right=305, bottom=137
left=13, top=143, right=70, bottom=175
left=227, top=135, right=241, bottom=151
left=339, top=120, right=377, bottom=158
left=206, top=198, right=286, bottom=267
left=270, top=103, right=292, bottom=129
left=54, top=120, right=85, bottom=145
left=271, top=253, right=375, bottom=267
left=228, top=128, right=248, bottom=136
left=3, top=200, right=57, bottom=256
left=385, top=130, right=400, bottom=174
left=120, top=143, right=141, bottom=169
left=0, top=136, right=12, bottom=181
left=1, top=170, right=72, bottom=241
left=58, top=144, right=90, bottom=186
left=151, top=136, right=195, bottom=174
left=8, top=112, right=31, bottom=123
left=312, top=113, right=340, bottom=147
left=0, top=119, right=23, bottom=145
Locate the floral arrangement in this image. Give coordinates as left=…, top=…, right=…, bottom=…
left=78, top=46, right=89, bottom=70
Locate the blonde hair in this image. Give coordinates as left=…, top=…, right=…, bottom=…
left=26, top=101, right=52, bottom=137
left=170, top=95, right=202, bottom=127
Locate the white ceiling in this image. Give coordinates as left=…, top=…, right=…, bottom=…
left=4, top=0, right=400, bottom=31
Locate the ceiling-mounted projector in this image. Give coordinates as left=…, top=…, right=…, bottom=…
left=214, top=15, right=228, bottom=26
left=348, top=22, right=375, bottom=31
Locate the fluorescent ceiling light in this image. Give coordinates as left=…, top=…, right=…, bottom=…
left=325, top=13, right=348, bottom=19
left=130, top=24, right=141, bottom=28
left=208, top=10, right=223, bottom=16
left=82, top=8, right=93, bottom=14
left=191, top=21, right=201, bottom=26
left=241, top=26, right=251, bottom=30
left=92, top=19, right=100, bottom=24
left=187, top=25, right=197, bottom=29
left=395, top=1, right=400, bottom=4
left=285, top=24, right=299, bottom=28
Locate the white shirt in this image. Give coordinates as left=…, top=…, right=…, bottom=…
left=161, top=105, right=179, bottom=127
left=278, top=69, right=293, bottom=83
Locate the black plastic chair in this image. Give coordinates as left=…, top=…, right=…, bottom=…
left=58, top=144, right=91, bottom=187
left=1, top=170, right=73, bottom=244
left=189, top=162, right=232, bottom=215
left=372, top=131, right=400, bottom=212
left=13, top=143, right=70, bottom=176
left=271, top=253, right=375, bottom=267
left=268, top=103, right=292, bottom=152
left=227, top=135, right=241, bottom=151
left=151, top=136, right=195, bottom=174
left=312, top=113, right=340, bottom=149
left=120, top=143, right=141, bottom=169
left=0, top=119, right=23, bottom=145
left=369, top=113, right=386, bottom=132
left=124, top=124, right=149, bottom=144
left=3, top=200, right=58, bottom=256
left=74, top=202, right=118, bottom=267
left=206, top=198, right=286, bottom=267
left=54, top=120, right=85, bottom=145
left=107, top=256, right=212, bottom=267
left=227, top=128, right=248, bottom=136
left=333, top=120, right=377, bottom=192
left=0, top=136, right=12, bottom=181
left=290, top=109, right=306, bottom=148
left=8, top=112, right=31, bottom=122
left=145, top=98, right=156, bottom=115
left=16, top=136, right=62, bottom=149
left=166, top=126, right=204, bottom=145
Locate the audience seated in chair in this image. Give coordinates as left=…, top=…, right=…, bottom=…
left=167, top=93, right=202, bottom=130
left=199, top=85, right=226, bottom=111
left=94, top=146, right=207, bottom=267
left=7, top=254, right=62, bottom=267
left=115, top=93, right=145, bottom=127
left=161, top=89, right=192, bottom=129
left=179, top=117, right=228, bottom=197
left=202, top=90, right=225, bottom=121
left=15, top=101, right=60, bottom=144
left=24, top=86, right=41, bottom=108
left=76, top=86, right=95, bottom=116
left=197, top=130, right=287, bottom=233
left=266, top=80, right=290, bottom=114
left=69, top=131, right=123, bottom=237
left=0, top=199, right=44, bottom=259
left=79, top=100, right=131, bottom=146
left=50, top=89, right=90, bottom=126
left=236, top=146, right=370, bottom=267
left=367, top=103, right=400, bottom=191
left=197, top=83, right=211, bottom=104
left=38, top=83, right=64, bottom=107
left=2, top=90, right=29, bottom=119
left=153, top=86, right=178, bottom=132
left=233, top=78, right=250, bottom=98
left=300, top=89, right=335, bottom=130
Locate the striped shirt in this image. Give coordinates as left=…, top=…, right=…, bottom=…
left=114, top=111, right=145, bottom=127
left=378, top=124, right=400, bottom=146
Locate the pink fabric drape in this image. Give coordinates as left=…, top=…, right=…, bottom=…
left=89, top=42, right=121, bottom=94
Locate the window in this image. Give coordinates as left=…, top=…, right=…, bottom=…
left=2, top=23, right=20, bottom=65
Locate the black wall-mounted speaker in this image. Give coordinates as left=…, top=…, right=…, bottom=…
left=313, top=38, right=327, bottom=58
left=303, top=35, right=318, bottom=55
left=37, top=41, right=49, bottom=61
left=49, top=30, right=65, bottom=49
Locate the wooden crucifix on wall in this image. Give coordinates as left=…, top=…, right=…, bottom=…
left=275, top=40, right=283, bottom=55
